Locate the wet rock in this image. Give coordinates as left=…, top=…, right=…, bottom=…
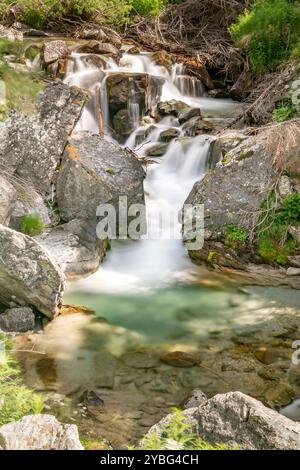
left=157, top=100, right=189, bottom=118
left=34, top=219, right=106, bottom=281
left=254, top=347, right=289, bottom=365
left=77, top=40, right=119, bottom=56
left=182, top=117, right=214, bottom=137
left=160, top=351, right=200, bottom=367
left=159, top=128, right=180, bottom=143
left=173, top=56, right=212, bottom=89
left=42, top=40, right=71, bottom=66
left=112, top=108, right=137, bottom=141
left=23, top=29, right=49, bottom=38
left=56, top=131, right=145, bottom=225
left=83, top=391, right=105, bottom=408
left=148, top=391, right=300, bottom=450
left=0, top=225, right=65, bottom=318
left=0, top=83, right=88, bottom=196
left=0, top=415, right=83, bottom=450
left=0, top=175, right=17, bottom=226
left=178, top=108, right=202, bottom=125
left=265, top=382, right=295, bottom=408
left=146, top=143, right=169, bottom=157
left=153, top=51, right=173, bottom=70
left=135, top=125, right=157, bottom=147
left=127, top=46, right=140, bottom=55
left=0, top=307, right=35, bottom=333
left=122, top=351, right=159, bottom=369
left=208, top=89, right=230, bottom=99
left=107, top=73, right=163, bottom=141
left=180, top=389, right=208, bottom=409
left=281, top=399, right=300, bottom=421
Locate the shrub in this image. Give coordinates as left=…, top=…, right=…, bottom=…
left=273, top=100, right=297, bottom=122
left=132, top=0, right=165, bottom=16
left=229, top=0, right=300, bottom=73
left=224, top=224, right=247, bottom=250
left=19, top=213, right=46, bottom=236
left=256, top=191, right=299, bottom=265
left=138, top=409, right=238, bottom=450
left=0, top=335, right=44, bottom=425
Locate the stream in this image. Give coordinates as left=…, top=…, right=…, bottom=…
left=16, top=45, right=300, bottom=448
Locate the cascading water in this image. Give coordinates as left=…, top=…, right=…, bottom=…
left=64, top=49, right=238, bottom=293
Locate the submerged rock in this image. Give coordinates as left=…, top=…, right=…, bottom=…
left=0, top=83, right=88, bottom=196
left=146, top=143, right=169, bottom=157
left=148, top=391, right=300, bottom=450
left=0, top=175, right=17, bottom=226
left=0, top=415, right=83, bottom=450
left=56, top=132, right=145, bottom=225
left=35, top=219, right=107, bottom=281
left=0, top=307, right=35, bottom=333
left=0, top=225, right=65, bottom=318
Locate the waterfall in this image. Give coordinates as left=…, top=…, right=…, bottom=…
left=64, top=48, right=236, bottom=293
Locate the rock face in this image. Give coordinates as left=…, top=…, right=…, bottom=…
left=149, top=391, right=300, bottom=450
left=56, top=132, right=145, bottom=224
left=0, top=225, right=65, bottom=318
left=0, top=175, right=17, bottom=226
left=0, top=307, right=35, bottom=333
left=0, top=415, right=83, bottom=450
left=107, top=73, right=163, bottom=141
left=0, top=83, right=88, bottom=195
left=35, top=219, right=107, bottom=280
left=9, top=191, right=51, bottom=231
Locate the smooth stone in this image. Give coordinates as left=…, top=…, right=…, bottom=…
left=146, top=143, right=169, bottom=157
left=160, top=351, right=200, bottom=367
left=287, top=268, right=300, bottom=276
left=0, top=307, right=35, bottom=333
left=159, top=128, right=180, bottom=142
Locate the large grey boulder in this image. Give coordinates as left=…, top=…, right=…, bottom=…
left=149, top=391, right=300, bottom=450
left=0, top=175, right=17, bottom=226
left=0, top=83, right=88, bottom=195
left=35, top=219, right=107, bottom=280
left=0, top=415, right=83, bottom=450
left=0, top=307, right=35, bottom=333
left=0, top=225, right=65, bottom=318
left=9, top=190, right=51, bottom=231
left=56, top=131, right=145, bottom=224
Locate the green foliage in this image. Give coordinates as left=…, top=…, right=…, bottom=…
left=256, top=192, right=299, bottom=265
left=132, top=0, right=165, bottom=16
left=139, top=409, right=238, bottom=450
left=0, top=0, right=166, bottom=29
left=224, top=224, right=247, bottom=250
left=19, top=213, right=46, bottom=236
left=0, top=335, right=44, bottom=426
left=229, top=0, right=300, bottom=73
left=273, top=100, right=297, bottom=122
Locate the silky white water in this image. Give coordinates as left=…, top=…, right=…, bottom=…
left=64, top=49, right=238, bottom=293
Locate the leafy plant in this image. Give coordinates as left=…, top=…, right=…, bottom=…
left=132, top=0, right=165, bottom=16
left=229, top=0, right=300, bottom=73
left=256, top=191, right=299, bottom=265
left=19, top=213, right=46, bottom=236
left=138, top=409, right=239, bottom=450
left=0, top=335, right=44, bottom=426
left=224, top=224, right=247, bottom=250
left=273, top=100, right=297, bottom=122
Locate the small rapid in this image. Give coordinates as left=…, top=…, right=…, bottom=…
left=64, top=48, right=238, bottom=293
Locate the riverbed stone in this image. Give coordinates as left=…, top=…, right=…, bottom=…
left=0, top=415, right=83, bottom=450
left=157, top=100, right=189, bottom=118
left=0, top=307, right=35, bottom=333
left=0, top=175, right=17, bottom=226
left=146, top=143, right=169, bottom=157
left=56, top=131, right=145, bottom=225
left=182, top=117, right=215, bottom=137
left=0, top=224, right=65, bottom=318
left=178, top=107, right=202, bottom=125
left=0, top=83, right=88, bottom=196
left=159, top=128, right=180, bottom=142
left=77, top=40, right=119, bottom=56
